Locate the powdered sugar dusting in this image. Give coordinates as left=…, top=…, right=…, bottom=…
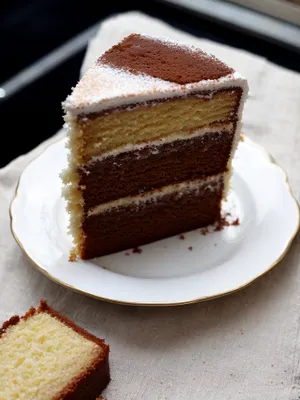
left=63, top=65, right=180, bottom=115
left=63, top=53, right=247, bottom=116
left=144, top=34, right=212, bottom=55
left=147, top=34, right=224, bottom=65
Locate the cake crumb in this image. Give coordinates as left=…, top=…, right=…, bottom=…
left=102, top=266, right=108, bottom=270
left=200, top=227, right=209, bottom=235
left=188, top=246, right=193, bottom=251
left=179, top=234, right=185, bottom=240
left=69, top=249, right=77, bottom=262
left=125, top=252, right=130, bottom=256
left=214, top=217, right=230, bottom=232
left=133, top=247, right=142, bottom=254
left=199, top=214, right=240, bottom=235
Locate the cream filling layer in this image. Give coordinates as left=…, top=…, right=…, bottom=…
left=87, top=173, right=226, bottom=217
left=64, top=65, right=248, bottom=116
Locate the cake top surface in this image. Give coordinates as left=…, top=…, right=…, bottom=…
left=100, top=34, right=234, bottom=84
left=64, top=33, right=247, bottom=115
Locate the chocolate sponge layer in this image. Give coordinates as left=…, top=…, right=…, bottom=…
left=80, top=177, right=223, bottom=259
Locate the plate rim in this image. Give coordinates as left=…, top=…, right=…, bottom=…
left=9, top=135, right=300, bottom=307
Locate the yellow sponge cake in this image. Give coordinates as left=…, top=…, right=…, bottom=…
left=0, top=300, right=110, bottom=399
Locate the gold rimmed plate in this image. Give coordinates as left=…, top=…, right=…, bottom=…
left=10, top=136, right=300, bottom=306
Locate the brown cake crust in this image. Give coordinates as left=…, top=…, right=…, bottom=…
left=79, top=129, right=234, bottom=210
left=0, top=300, right=110, bottom=400
left=81, top=178, right=223, bottom=259
left=0, top=316, right=20, bottom=337
left=100, top=33, right=234, bottom=84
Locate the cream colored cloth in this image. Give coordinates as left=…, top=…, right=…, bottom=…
left=1, top=11, right=300, bottom=400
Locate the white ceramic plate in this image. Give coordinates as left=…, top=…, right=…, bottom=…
left=10, top=136, right=299, bottom=306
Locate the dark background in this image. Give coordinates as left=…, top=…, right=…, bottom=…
left=1, top=0, right=299, bottom=167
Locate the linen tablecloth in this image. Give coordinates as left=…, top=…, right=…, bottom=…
left=1, top=11, right=300, bottom=400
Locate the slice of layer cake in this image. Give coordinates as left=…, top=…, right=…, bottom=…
left=0, top=300, right=110, bottom=399
left=62, top=33, right=248, bottom=260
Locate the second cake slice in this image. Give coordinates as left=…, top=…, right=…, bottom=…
left=0, top=300, right=110, bottom=399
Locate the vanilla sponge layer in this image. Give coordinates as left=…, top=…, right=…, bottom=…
left=66, top=88, right=241, bottom=164
left=0, top=312, right=101, bottom=400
